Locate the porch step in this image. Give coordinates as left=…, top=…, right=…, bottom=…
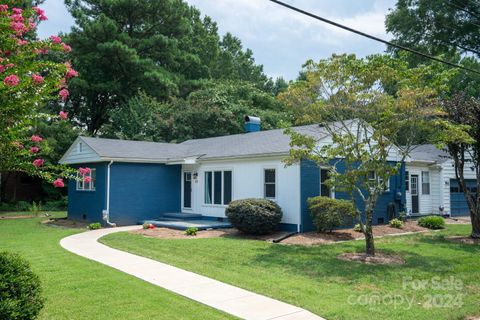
left=161, top=212, right=202, bottom=220
left=142, top=219, right=231, bottom=231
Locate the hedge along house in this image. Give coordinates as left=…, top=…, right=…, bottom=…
left=60, top=118, right=407, bottom=232
left=405, top=144, right=477, bottom=217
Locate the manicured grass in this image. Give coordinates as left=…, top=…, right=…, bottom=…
left=102, top=225, right=480, bottom=320
left=0, top=213, right=235, bottom=320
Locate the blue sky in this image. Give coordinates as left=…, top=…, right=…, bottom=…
left=37, top=0, right=396, bottom=80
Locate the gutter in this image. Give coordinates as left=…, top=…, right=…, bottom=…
left=102, top=160, right=116, bottom=227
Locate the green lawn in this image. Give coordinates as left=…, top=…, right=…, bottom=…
left=102, top=225, right=480, bottom=320
left=0, top=213, right=235, bottom=320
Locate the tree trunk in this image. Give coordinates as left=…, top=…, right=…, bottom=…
left=471, top=210, right=480, bottom=239
left=365, top=223, right=375, bottom=256
left=364, top=203, right=375, bottom=256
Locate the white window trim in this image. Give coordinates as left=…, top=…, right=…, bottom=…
left=319, top=167, right=335, bottom=198
left=368, top=171, right=390, bottom=193
left=76, top=168, right=96, bottom=191
left=421, top=171, right=431, bottom=195
left=263, top=168, right=277, bottom=200
left=203, top=169, right=233, bottom=207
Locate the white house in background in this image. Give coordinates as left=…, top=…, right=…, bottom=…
left=406, top=144, right=477, bottom=217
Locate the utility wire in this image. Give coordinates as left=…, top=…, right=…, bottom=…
left=268, top=0, right=480, bottom=76
left=447, top=1, right=480, bottom=22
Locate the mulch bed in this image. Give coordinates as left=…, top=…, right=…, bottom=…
left=445, top=217, right=471, bottom=225
left=280, top=220, right=428, bottom=246
left=0, top=213, right=50, bottom=219
left=42, top=218, right=89, bottom=229
left=445, top=236, right=480, bottom=245
left=132, top=227, right=291, bottom=242
left=338, top=252, right=406, bottom=265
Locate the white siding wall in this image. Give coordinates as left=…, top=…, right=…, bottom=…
left=440, top=159, right=477, bottom=215
left=60, top=139, right=100, bottom=164
left=405, top=164, right=442, bottom=215
left=181, top=157, right=301, bottom=226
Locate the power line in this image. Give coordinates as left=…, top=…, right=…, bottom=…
left=447, top=1, right=480, bottom=23
left=268, top=0, right=480, bottom=76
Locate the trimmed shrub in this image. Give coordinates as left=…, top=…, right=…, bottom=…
left=0, top=252, right=44, bottom=320
left=308, top=196, right=356, bottom=232
left=88, top=222, right=102, bottom=230
left=184, top=227, right=198, bottom=236
left=389, top=218, right=403, bottom=229
left=418, top=216, right=445, bottom=229
left=226, top=198, right=283, bottom=235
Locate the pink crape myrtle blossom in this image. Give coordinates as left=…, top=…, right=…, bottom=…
left=53, top=178, right=64, bottom=188
left=31, top=74, right=44, bottom=85
left=31, top=135, right=43, bottom=143
left=0, top=65, right=4, bottom=73
left=49, top=35, right=61, bottom=44
left=17, top=39, right=27, bottom=46
left=32, top=158, right=44, bottom=167
left=10, top=21, right=26, bottom=35
left=59, top=111, right=68, bottom=119
left=12, top=8, right=22, bottom=14
left=0, top=4, right=8, bottom=12
left=66, top=68, right=78, bottom=78
left=59, top=88, right=69, bottom=101
left=3, top=74, right=19, bottom=86
left=83, top=176, right=92, bottom=183
left=62, top=43, right=71, bottom=53
left=29, top=146, right=40, bottom=153
left=10, top=14, right=24, bottom=23
left=78, top=167, right=91, bottom=176
left=32, top=7, right=47, bottom=21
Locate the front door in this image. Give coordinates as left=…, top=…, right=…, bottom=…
left=183, top=172, right=192, bottom=209
left=411, top=174, right=419, bottom=214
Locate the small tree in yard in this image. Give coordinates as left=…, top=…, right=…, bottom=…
left=435, top=94, right=480, bottom=238
left=280, top=54, right=449, bottom=256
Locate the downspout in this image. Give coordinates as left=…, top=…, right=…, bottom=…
left=102, top=160, right=116, bottom=227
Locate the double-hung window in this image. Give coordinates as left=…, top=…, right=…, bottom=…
left=421, top=171, right=430, bottom=195
left=76, top=168, right=96, bottom=191
left=264, top=169, right=276, bottom=199
left=368, top=171, right=390, bottom=192
left=204, top=170, right=232, bottom=205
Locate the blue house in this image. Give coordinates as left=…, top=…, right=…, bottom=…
left=60, top=118, right=406, bottom=232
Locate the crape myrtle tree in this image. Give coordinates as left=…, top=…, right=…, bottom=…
left=435, top=94, right=480, bottom=238
left=0, top=2, right=87, bottom=189
left=279, top=54, right=450, bottom=256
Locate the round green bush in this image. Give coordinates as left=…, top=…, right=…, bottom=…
left=0, top=252, right=44, bottom=320
left=417, top=216, right=445, bottom=229
left=225, top=199, right=283, bottom=235
left=308, top=196, right=356, bottom=232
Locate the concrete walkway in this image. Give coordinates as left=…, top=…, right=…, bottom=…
left=60, top=226, right=324, bottom=320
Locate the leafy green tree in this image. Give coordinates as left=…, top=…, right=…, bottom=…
left=434, top=94, right=480, bottom=238
left=281, top=54, right=447, bottom=256
left=386, top=0, right=480, bottom=60
left=64, top=0, right=271, bottom=134
left=104, top=81, right=291, bottom=143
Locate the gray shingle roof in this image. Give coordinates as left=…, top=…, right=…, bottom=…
left=179, top=124, right=328, bottom=159
left=409, top=144, right=450, bottom=164
left=80, top=137, right=190, bottom=160
left=78, top=124, right=330, bottom=161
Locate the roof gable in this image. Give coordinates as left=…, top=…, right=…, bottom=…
left=59, top=137, right=101, bottom=164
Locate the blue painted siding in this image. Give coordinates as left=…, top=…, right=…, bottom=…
left=109, top=163, right=181, bottom=225
left=300, top=159, right=406, bottom=232
left=67, top=163, right=107, bottom=224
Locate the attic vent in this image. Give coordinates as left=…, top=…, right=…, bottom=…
left=244, top=116, right=261, bottom=133
left=78, top=142, right=83, bottom=153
